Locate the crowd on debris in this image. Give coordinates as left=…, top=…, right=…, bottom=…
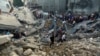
left=33, top=10, right=100, bottom=24
left=0, top=0, right=100, bottom=56
left=32, top=9, right=100, bottom=47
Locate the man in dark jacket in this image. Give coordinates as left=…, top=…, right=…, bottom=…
left=50, top=32, right=55, bottom=48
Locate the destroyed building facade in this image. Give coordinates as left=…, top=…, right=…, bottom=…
left=0, top=0, right=100, bottom=56
left=68, top=0, right=100, bottom=14
left=28, top=0, right=66, bottom=12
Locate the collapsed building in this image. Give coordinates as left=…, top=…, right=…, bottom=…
left=0, top=0, right=45, bottom=44
left=0, top=0, right=100, bottom=56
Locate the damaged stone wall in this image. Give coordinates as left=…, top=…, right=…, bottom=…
left=68, top=0, right=100, bottom=14
left=29, top=0, right=66, bottom=12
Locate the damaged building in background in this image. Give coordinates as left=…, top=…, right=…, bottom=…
left=27, top=0, right=67, bottom=12
left=21, top=0, right=100, bottom=14
left=68, top=0, right=100, bottom=14
left=0, top=0, right=45, bottom=44
left=0, top=0, right=100, bottom=56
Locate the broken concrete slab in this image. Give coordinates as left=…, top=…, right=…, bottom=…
left=10, top=51, right=19, bottom=56
left=25, top=28, right=37, bottom=36
left=13, top=7, right=37, bottom=24
left=25, top=38, right=36, bottom=44
left=0, top=34, right=13, bottom=45
left=0, top=14, right=22, bottom=30
left=15, top=47, right=23, bottom=55
left=23, top=48, right=33, bottom=56
left=24, top=20, right=45, bottom=36
left=23, top=43, right=39, bottom=49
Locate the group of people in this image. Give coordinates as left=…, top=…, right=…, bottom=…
left=34, top=10, right=99, bottom=27
left=43, top=11, right=99, bottom=47
left=33, top=10, right=100, bottom=47
left=55, top=12, right=99, bottom=25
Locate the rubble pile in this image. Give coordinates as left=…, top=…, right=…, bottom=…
left=0, top=0, right=100, bottom=56
left=42, top=39, right=100, bottom=56
left=12, top=7, right=36, bottom=24
left=0, top=36, right=100, bottom=56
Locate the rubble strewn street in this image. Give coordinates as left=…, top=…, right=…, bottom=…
left=0, top=0, right=100, bottom=56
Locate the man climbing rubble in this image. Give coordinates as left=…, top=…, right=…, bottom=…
left=50, top=31, right=55, bottom=48
left=57, top=28, right=63, bottom=43
left=48, top=29, right=55, bottom=48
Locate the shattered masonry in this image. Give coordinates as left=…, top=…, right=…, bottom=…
left=0, top=0, right=100, bottom=56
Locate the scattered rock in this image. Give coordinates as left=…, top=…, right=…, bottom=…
left=10, top=51, right=19, bottom=56
left=0, top=34, right=13, bottom=45
left=15, top=47, right=23, bottom=55
left=14, top=39, right=26, bottom=46
left=26, top=38, right=36, bottom=43
left=23, top=43, right=39, bottom=49
left=38, top=51, right=46, bottom=56
left=23, top=49, right=33, bottom=56
left=29, top=53, right=38, bottom=56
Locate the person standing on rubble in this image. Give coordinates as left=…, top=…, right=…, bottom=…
left=57, top=28, right=63, bottom=42
left=50, top=31, right=55, bottom=48
left=62, top=32, right=66, bottom=42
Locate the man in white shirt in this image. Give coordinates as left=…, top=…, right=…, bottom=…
left=62, top=33, right=66, bottom=42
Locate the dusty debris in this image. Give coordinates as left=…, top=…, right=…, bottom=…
left=23, top=43, right=39, bottom=49
left=15, top=47, right=23, bottom=55
left=0, top=33, right=100, bottom=56
left=23, top=48, right=33, bottom=56
left=0, top=14, right=22, bottom=29
left=10, top=51, right=19, bottom=56
left=0, top=34, right=13, bottom=45
left=13, top=7, right=37, bottom=24
left=0, top=0, right=100, bottom=56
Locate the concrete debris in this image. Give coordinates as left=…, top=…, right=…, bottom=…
left=10, top=51, right=19, bottom=56
left=15, top=47, right=23, bottom=55
left=23, top=48, right=33, bottom=56
left=23, top=43, right=39, bottom=49
left=0, top=14, right=22, bottom=29
left=38, top=51, right=46, bottom=56
left=0, top=0, right=100, bottom=56
left=13, top=7, right=37, bottom=24
left=0, top=33, right=100, bottom=56
left=24, top=19, right=45, bottom=36
left=25, top=38, right=36, bottom=44
left=0, top=34, right=13, bottom=45
left=0, top=0, right=12, bottom=13
left=13, top=39, right=26, bottom=46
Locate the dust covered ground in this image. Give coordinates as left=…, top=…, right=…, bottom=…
left=0, top=36, right=100, bottom=56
